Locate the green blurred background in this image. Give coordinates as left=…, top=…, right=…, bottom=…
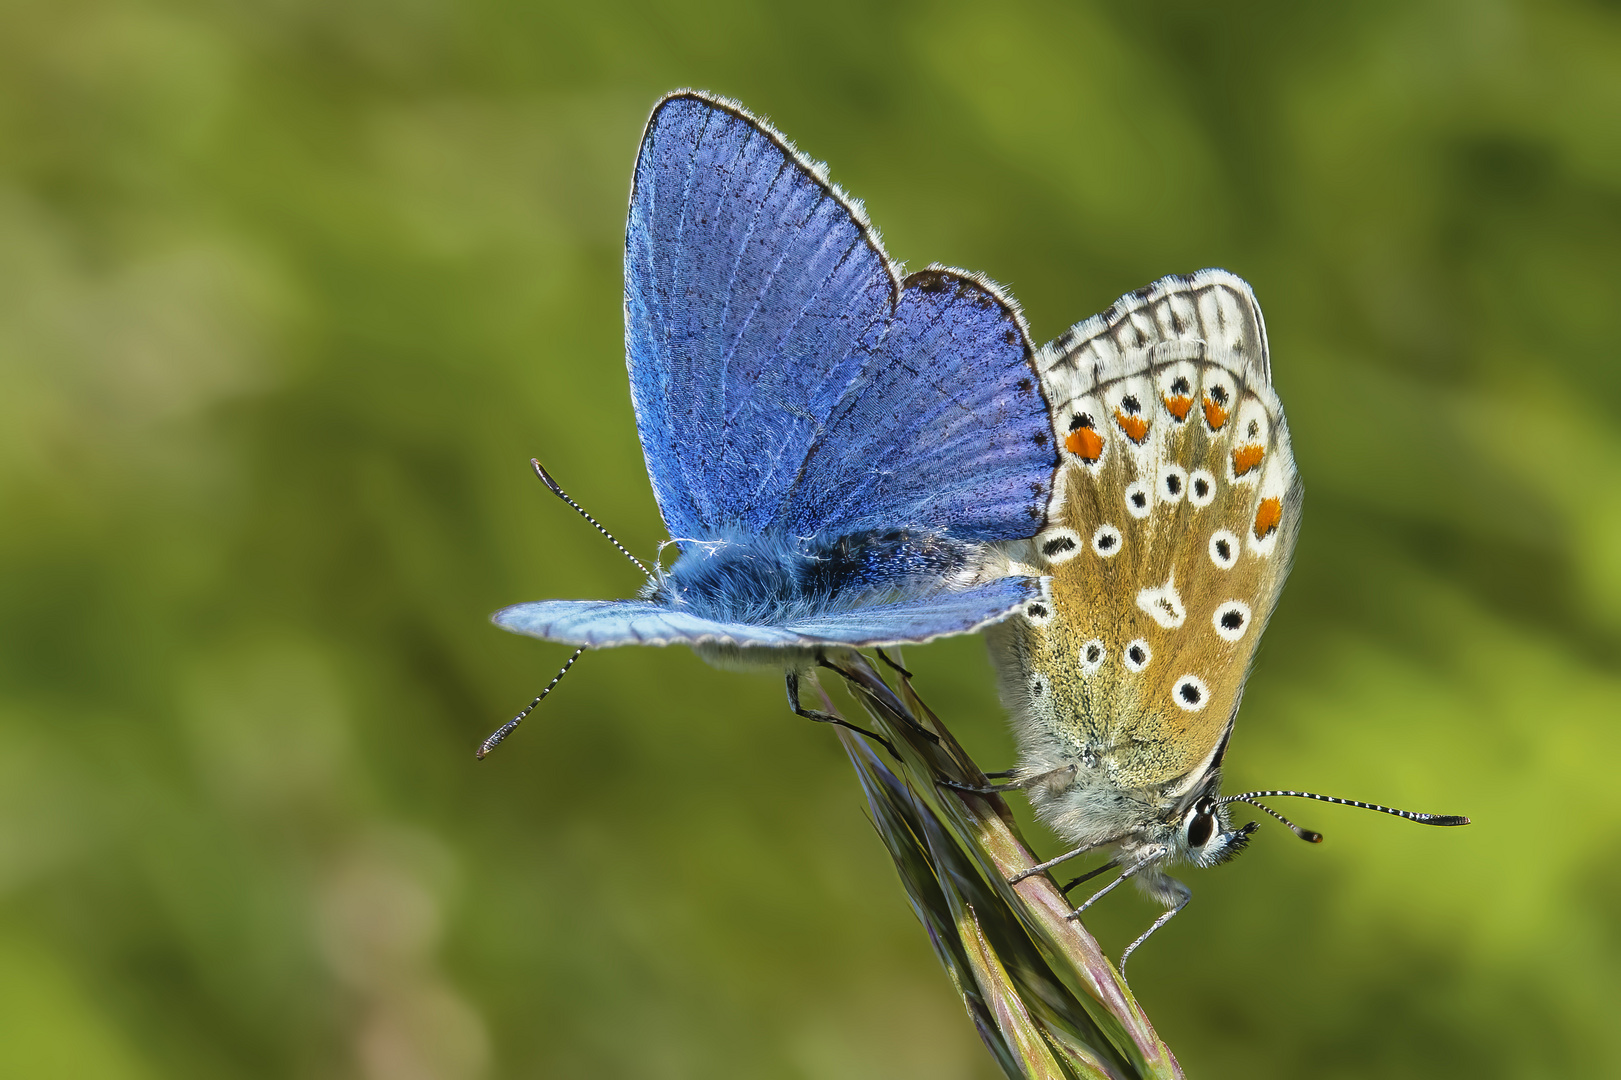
left=1, top=0, right=1616, bottom=1076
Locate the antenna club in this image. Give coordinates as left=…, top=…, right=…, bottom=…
left=478, top=647, right=585, bottom=758
left=532, top=459, right=565, bottom=495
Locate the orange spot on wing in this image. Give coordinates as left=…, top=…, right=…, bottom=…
left=1203, top=395, right=1229, bottom=430
left=1065, top=426, right=1104, bottom=462
left=1114, top=409, right=1150, bottom=444
left=1163, top=394, right=1194, bottom=421
left=1253, top=497, right=1283, bottom=539
left=1232, top=444, right=1265, bottom=476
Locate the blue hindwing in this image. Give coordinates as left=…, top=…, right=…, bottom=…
left=779, top=268, right=1054, bottom=541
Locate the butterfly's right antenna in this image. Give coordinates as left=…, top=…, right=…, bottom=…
left=1223, top=789, right=1470, bottom=843
left=478, top=647, right=583, bottom=759
left=532, top=460, right=652, bottom=580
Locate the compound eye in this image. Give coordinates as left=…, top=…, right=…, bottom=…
left=1186, top=810, right=1215, bottom=849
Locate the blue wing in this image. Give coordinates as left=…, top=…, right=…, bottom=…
left=778, top=268, right=1055, bottom=541
left=625, top=92, right=1055, bottom=547
left=626, top=92, right=895, bottom=540
left=493, top=577, right=1040, bottom=649
left=780, top=577, right=1042, bottom=643
left=493, top=600, right=813, bottom=648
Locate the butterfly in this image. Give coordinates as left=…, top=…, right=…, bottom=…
left=489, top=91, right=1058, bottom=739
left=978, top=271, right=1467, bottom=974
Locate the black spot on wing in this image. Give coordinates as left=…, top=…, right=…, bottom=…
left=1042, top=535, right=1078, bottom=557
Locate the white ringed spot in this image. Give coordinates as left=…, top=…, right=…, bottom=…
left=1173, top=675, right=1210, bottom=712
left=1212, top=600, right=1252, bottom=642
left=1023, top=599, right=1055, bottom=626
left=1079, top=639, right=1106, bottom=675
left=1091, top=523, right=1123, bottom=558
left=1125, top=481, right=1152, bottom=519
left=1037, top=527, right=1082, bottom=566
left=1188, top=469, right=1216, bottom=508
left=1124, top=639, right=1152, bottom=672
left=1159, top=464, right=1188, bottom=504
left=1209, top=529, right=1239, bottom=570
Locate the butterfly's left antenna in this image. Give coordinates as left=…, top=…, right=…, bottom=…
left=479, top=462, right=652, bottom=760
left=1225, top=796, right=1323, bottom=843
left=531, top=459, right=652, bottom=579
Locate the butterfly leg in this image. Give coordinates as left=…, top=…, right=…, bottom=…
left=872, top=647, right=913, bottom=678
left=1060, top=858, right=1121, bottom=896
left=784, top=671, right=900, bottom=761
left=1008, top=837, right=1106, bottom=885
left=940, top=762, right=1077, bottom=797
left=1067, top=845, right=1170, bottom=919
left=820, top=653, right=939, bottom=744
left=1118, top=872, right=1192, bottom=981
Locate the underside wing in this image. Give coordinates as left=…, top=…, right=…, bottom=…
left=777, top=575, right=1042, bottom=642
left=991, top=271, right=1301, bottom=791
left=495, top=600, right=816, bottom=648
left=496, top=576, right=1041, bottom=649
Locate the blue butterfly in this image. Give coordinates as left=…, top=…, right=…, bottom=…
left=493, top=91, right=1057, bottom=697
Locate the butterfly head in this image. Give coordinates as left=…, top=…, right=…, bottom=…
left=1173, top=787, right=1258, bottom=869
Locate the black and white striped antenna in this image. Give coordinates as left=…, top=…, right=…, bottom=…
left=478, top=461, right=653, bottom=759
left=1222, top=789, right=1470, bottom=843
left=531, top=460, right=652, bottom=579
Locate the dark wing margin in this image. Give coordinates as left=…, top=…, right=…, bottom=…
left=1038, top=269, right=1271, bottom=398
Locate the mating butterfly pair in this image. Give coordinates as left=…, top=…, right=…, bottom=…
left=491, top=91, right=1466, bottom=975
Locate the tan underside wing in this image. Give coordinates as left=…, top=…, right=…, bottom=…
left=992, top=272, right=1301, bottom=794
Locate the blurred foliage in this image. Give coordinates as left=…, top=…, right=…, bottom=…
left=0, top=0, right=1617, bottom=1077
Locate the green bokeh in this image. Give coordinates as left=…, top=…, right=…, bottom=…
left=1, top=1, right=1616, bottom=1076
